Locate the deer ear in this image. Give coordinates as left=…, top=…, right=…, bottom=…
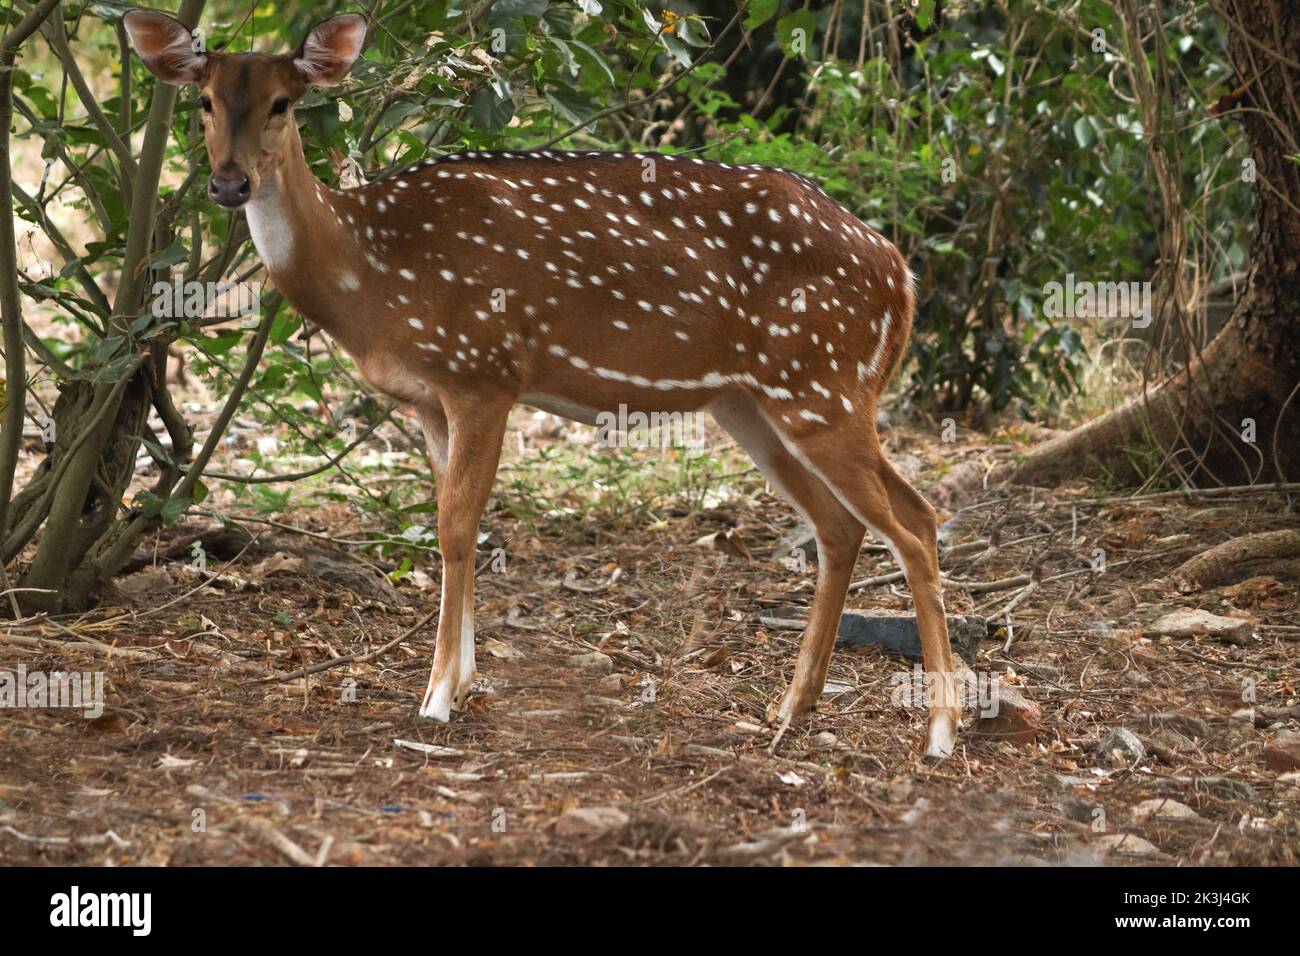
left=123, top=9, right=207, bottom=86
left=294, top=14, right=368, bottom=87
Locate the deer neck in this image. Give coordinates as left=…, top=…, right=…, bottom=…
left=244, top=124, right=360, bottom=341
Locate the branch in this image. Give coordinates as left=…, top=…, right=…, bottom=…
left=0, top=0, right=64, bottom=541
left=112, top=0, right=208, bottom=330
left=42, top=8, right=138, bottom=190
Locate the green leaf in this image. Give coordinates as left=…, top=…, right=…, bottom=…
left=470, top=88, right=515, bottom=132
left=915, top=0, right=937, bottom=31
left=570, top=39, right=616, bottom=84
left=158, top=496, right=187, bottom=528
left=192, top=330, right=244, bottom=356
left=139, top=435, right=173, bottom=467
left=776, top=11, right=817, bottom=58
left=545, top=89, right=594, bottom=125
left=1072, top=115, right=1095, bottom=148
left=269, top=311, right=301, bottom=345
left=153, top=238, right=190, bottom=269
left=745, top=0, right=780, bottom=30
left=678, top=16, right=711, bottom=48
left=134, top=491, right=164, bottom=519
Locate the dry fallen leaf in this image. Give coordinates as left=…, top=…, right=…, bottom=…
left=484, top=638, right=524, bottom=660
left=694, top=529, right=751, bottom=559
left=86, top=713, right=127, bottom=735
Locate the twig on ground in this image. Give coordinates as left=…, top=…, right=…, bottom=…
left=251, top=609, right=437, bottom=684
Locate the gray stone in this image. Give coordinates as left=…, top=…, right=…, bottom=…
left=1132, top=798, right=1201, bottom=822
left=1098, top=727, right=1147, bottom=766
left=1094, top=833, right=1162, bottom=858
left=837, top=610, right=987, bottom=665
left=1148, top=608, right=1252, bottom=645
left=554, top=806, right=629, bottom=836
left=567, top=651, right=614, bottom=674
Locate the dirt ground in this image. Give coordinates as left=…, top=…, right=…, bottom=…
left=1, top=421, right=1298, bottom=867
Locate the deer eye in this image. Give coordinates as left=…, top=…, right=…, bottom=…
left=270, top=97, right=291, bottom=116
left=199, top=95, right=213, bottom=113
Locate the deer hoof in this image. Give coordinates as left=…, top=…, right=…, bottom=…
left=922, top=711, right=959, bottom=760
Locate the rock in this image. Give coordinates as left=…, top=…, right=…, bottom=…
left=1055, top=773, right=1102, bottom=788
left=837, top=610, right=987, bottom=665
left=1263, top=736, right=1300, bottom=772
left=567, top=651, right=614, bottom=675
left=973, top=681, right=1041, bottom=744
left=1098, top=728, right=1147, bottom=767
left=1148, top=608, right=1252, bottom=645
left=554, top=806, right=629, bottom=836
left=1132, top=798, right=1201, bottom=822
left=1094, top=834, right=1162, bottom=858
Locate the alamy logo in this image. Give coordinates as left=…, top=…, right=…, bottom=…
left=594, top=404, right=707, bottom=449
left=0, top=665, right=103, bottom=718
left=49, top=886, right=151, bottom=936
left=890, top=665, right=1002, bottom=718
left=150, top=278, right=262, bottom=319
left=1043, top=273, right=1151, bottom=328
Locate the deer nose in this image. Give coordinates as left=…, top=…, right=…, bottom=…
left=208, top=173, right=250, bottom=207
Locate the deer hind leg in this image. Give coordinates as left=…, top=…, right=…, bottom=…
left=418, top=394, right=509, bottom=721
left=762, top=406, right=961, bottom=759
left=711, top=394, right=865, bottom=727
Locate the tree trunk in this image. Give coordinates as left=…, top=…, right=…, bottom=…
left=19, top=370, right=155, bottom=611
left=1001, top=1, right=1300, bottom=488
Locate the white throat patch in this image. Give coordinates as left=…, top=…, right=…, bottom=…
left=245, top=175, right=295, bottom=272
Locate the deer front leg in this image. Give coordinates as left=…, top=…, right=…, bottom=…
left=418, top=394, right=511, bottom=721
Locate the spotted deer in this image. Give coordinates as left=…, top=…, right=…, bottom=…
left=125, top=10, right=962, bottom=757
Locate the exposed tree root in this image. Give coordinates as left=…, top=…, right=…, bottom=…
left=1172, top=529, right=1300, bottom=592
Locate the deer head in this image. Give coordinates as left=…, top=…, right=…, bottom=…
left=123, top=9, right=367, bottom=208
